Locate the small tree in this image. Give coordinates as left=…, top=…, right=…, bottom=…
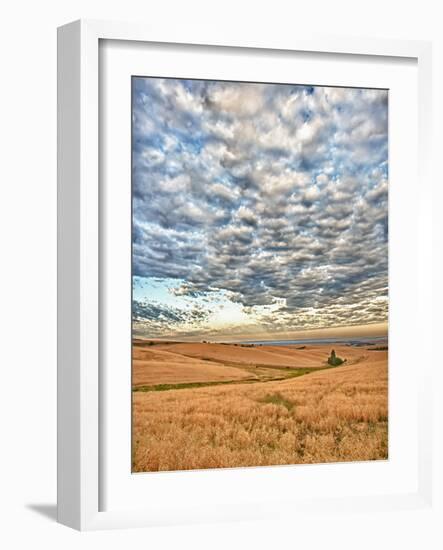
left=328, top=349, right=345, bottom=366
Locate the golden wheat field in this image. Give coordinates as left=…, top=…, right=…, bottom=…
left=132, top=340, right=388, bottom=472
left=132, top=342, right=252, bottom=386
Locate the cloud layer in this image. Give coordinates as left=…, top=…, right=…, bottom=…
left=132, top=77, right=388, bottom=339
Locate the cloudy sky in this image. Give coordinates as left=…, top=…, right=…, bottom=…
left=132, top=77, right=388, bottom=341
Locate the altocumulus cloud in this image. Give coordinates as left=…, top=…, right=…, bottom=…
left=132, top=77, right=388, bottom=338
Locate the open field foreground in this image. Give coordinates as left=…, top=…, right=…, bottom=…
left=132, top=341, right=388, bottom=471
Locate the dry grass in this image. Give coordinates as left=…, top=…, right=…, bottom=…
left=132, top=345, right=253, bottom=386
left=132, top=340, right=368, bottom=386
left=149, top=341, right=365, bottom=368
left=132, top=349, right=388, bottom=471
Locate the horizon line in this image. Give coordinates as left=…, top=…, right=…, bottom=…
left=133, top=321, right=388, bottom=343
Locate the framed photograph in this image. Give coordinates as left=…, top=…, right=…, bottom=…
left=57, top=19, right=433, bottom=530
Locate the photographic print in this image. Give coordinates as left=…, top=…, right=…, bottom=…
left=131, top=77, right=388, bottom=472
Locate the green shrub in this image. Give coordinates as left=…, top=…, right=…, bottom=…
left=327, top=349, right=345, bottom=366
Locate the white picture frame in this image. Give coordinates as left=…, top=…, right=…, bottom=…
left=57, top=19, right=434, bottom=531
